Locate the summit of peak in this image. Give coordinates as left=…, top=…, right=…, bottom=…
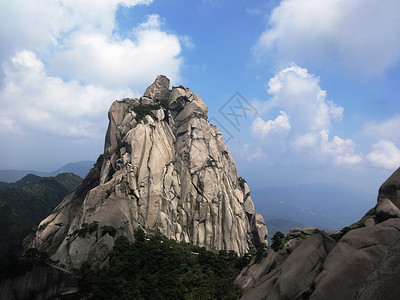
left=143, top=75, right=170, bottom=100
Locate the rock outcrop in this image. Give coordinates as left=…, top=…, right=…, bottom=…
left=30, top=75, right=268, bottom=270
left=0, top=265, right=77, bottom=300
left=237, top=166, right=400, bottom=300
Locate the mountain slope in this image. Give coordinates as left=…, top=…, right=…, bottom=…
left=237, top=166, right=400, bottom=300
left=0, top=161, right=95, bottom=184
left=0, top=173, right=82, bottom=254
left=30, top=75, right=268, bottom=270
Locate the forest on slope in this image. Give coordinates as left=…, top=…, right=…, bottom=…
left=0, top=173, right=82, bottom=254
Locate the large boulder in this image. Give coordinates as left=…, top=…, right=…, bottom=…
left=238, top=166, right=400, bottom=300
left=30, top=75, right=268, bottom=270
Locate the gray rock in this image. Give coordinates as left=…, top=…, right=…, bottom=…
left=378, top=167, right=400, bottom=209
left=302, top=227, right=317, bottom=235
left=0, top=265, right=77, bottom=300
left=240, top=166, right=400, bottom=300
left=240, top=231, right=335, bottom=300
left=143, top=74, right=170, bottom=100
left=375, top=197, right=400, bottom=222
left=30, top=76, right=268, bottom=270
left=355, top=239, right=400, bottom=300
left=311, top=219, right=400, bottom=300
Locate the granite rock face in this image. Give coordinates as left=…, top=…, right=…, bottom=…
left=30, top=75, right=268, bottom=270
left=238, top=167, right=400, bottom=300
left=0, top=265, right=77, bottom=300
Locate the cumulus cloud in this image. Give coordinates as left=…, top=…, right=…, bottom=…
left=0, top=0, right=185, bottom=140
left=0, top=0, right=153, bottom=64
left=251, top=111, right=290, bottom=137
left=254, top=65, right=360, bottom=166
left=367, top=140, right=400, bottom=169
left=361, top=115, right=400, bottom=142
left=253, top=0, right=400, bottom=77
left=264, top=65, right=343, bottom=133
left=0, top=50, right=131, bottom=138
left=236, top=144, right=267, bottom=162
left=49, top=14, right=182, bottom=89
left=319, top=130, right=362, bottom=165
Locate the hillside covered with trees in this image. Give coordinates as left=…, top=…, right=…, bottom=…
left=0, top=173, right=82, bottom=254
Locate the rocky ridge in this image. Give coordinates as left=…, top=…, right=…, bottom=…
left=30, top=75, right=268, bottom=270
left=236, top=167, right=400, bottom=300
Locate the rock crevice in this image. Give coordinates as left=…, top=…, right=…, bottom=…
left=30, top=75, right=268, bottom=270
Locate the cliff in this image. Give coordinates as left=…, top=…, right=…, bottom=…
left=236, top=167, right=400, bottom=300
left=30, top=75, right=268, bottom=270
left=0, top=265, right=77, bottom=300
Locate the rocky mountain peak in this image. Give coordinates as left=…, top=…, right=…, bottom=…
left=30, top=76, right=268, bottom=270
left=143, top=74, right=170, bottom=100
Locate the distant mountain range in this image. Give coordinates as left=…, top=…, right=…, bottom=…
left=251, top=183, right=376, bottom=232
left=0, top=173, right=82, bottom=254
left=0, top=161, right=95, bottom=183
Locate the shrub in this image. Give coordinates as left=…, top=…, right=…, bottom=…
left=330, top=226, right=353, bottom=242
left=76, top=221, right=99, bottom=237
left=255, top=246, right=267, bottom=263
left=238, top=177, right=246, bottom=189
left=76, top=233, right=246, bottom=300
left=271, top=231, right=285, bottom=252
left=134, top=227, right=145, bottom=242
left=102, top=225, right=117, bottom=237
left=88, top=221, right=98, bottom=234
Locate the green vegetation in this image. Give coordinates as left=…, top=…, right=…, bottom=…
left=0, top=173, right=82, bottom=254
left=76, top=229, right=249, bottom=300
left=132, top=99, right=169, bottom=124
left=238, top=177, right=246, bottom=189
left=101, top=225, right=117, bottom=237
left=330, top=225, right=365, bottom=242
left=271, top=231, right=286, bottom=251
left=254, top=246, right=267, bottom=263
left=74, top=221, right=99, bottom=237
left=0, top=248, right=49, bottom=281
left=330, top=226, right=351, bottom=242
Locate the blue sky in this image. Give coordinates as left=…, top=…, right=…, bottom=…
left=0, top=0, right=399, bottom=195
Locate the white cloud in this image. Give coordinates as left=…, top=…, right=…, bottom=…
left=179, top=35, right=196, bottom=50
left=361, top=115, right=400, bottom=142
left=49, top=14, right=182, bottom=89
left=0, top=1, right=185, bottom=139
left=367, top=140, right=400, bottom=169
left=255, top=65, right=360, bottom=166
left=320, top=130, right=362, bottom=165
left=254, top=0, right=400, bottom=77
left=237, top=144, right=267, bottom=162
left=0, top=0, right=153, bottom=63
left=290, top=133, right=318, bottom=149
left=265, top=65, right=343, bottom=133
left=0, top=50, right=131, bottom=138
left=251, top=111, right=290, bottom=137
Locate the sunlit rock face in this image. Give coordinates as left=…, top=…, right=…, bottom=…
left=30, top=75, right=268, bottom=270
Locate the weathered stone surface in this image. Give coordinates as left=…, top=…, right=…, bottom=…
left=378, top=167, right=400, bottom=208
left=0, top=265, right=77, bottom=300
left=311, top=219, right=400, bottom=300
left=143, top=75, right=170, bottom=100
left=30, top=76, right=268, bottom=270
left=355, top=239, right=400, bottom=300
left=239, top=166, right=400, bottom=300
left=375, top=197, right=400, bottom=222
left=240, top=231, right=335, bottom=300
